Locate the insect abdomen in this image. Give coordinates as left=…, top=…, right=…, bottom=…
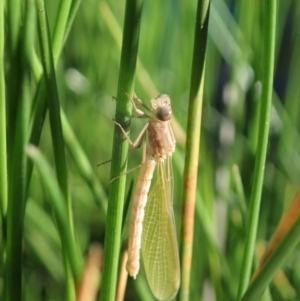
left=126, top=158, right=156, bottom=278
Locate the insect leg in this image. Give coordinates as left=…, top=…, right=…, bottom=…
left=114, top=120, right=149, bottom=149
left=133, top=92, right=152, bottom=112
left=106, top=139, right=147, bottom=184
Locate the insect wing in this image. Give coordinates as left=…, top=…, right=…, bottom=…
left=141, top=156, right=180, bottom=301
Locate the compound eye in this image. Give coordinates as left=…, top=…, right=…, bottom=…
left=156, top=106, right=172, bottom=121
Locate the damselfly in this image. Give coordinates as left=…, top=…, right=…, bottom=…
left=114, top=94, right=180, bottom=301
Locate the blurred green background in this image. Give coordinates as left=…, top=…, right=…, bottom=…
left=2, top=0, right=300, bottom=300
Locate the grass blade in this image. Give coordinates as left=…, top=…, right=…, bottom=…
left=99, top=0, right=144, bottom=300
left=5, top=1, right=35, bottom=300
left=61, top=109, right=107, bottom=219
left=0, top=0, right=7, bottom=219
left=236, top=0, right=277, bottom=298
left=27, top=0, right=79, bottom=191
left=26, top=145, right=83, bottom=281
left=35, top=1, right=77, bottom=298
left=35, top=0, right=70, bottom=217
left=178, top=1, right=210, bottom=300
left=240, top=217, right=300, bottom=301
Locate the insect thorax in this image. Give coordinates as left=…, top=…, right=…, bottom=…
left=147, top=119, right=175, bottom=161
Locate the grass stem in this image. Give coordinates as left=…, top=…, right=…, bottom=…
left=236, top=0, right=277, bottom=298
left=99, top=0, right=144, bottom=300
left=178, top=1, right=210, bottom=300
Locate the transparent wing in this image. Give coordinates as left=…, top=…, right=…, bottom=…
left=141, top=156, right=180, bottom=301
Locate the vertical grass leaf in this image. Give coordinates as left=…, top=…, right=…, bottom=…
left=99, top=0, right=144, bottom=300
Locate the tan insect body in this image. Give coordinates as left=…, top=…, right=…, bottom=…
left=126, top=158, right=156, bottom=278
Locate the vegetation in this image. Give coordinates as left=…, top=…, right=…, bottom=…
left=1, top=0, right=300, bottom=300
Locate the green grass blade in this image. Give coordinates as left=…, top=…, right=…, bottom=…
left=35, top=1, right=77, bottom=298
left=35, top=0, right=70, bottom=216
left=5, top=1, right=36, bottom=300
left=240, top=217, right=300, bottom=301
left=236, top=0, right=277, bottom=298
left=27, top=0, right=78, bottom=191
left=60, top=109, right=107, bottom=218
left=26, top=145, right=83, bottom=281
left=0, top=0, right=7, bottom=219
left=64, top=0, right=82, bottom=44
left=178, top=1, right=210, bottom=300
left=7, top=0, right=22, bottom=52
left=99, top=0, right=144, bottom=300
left=52, top=0, right=73, bottom=63
left=25, top=199, right=63, bottom=281
left=232, top=165, right=247, bottom=220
